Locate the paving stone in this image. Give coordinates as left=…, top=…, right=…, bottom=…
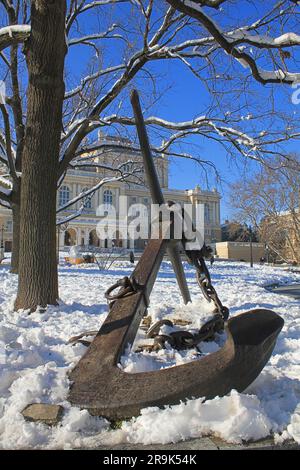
left=22, top=403, right=64, bottom=426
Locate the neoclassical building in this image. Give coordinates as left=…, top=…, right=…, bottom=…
left=0, top=134, right=222, bottom=252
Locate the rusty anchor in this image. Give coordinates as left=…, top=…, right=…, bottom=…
left=68, top=90, right=284, bottom=420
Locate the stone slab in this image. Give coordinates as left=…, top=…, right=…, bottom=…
left=22, top=403, right=64, bottom=426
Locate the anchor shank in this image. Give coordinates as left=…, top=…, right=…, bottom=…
left=130, top=89, right=191, bottom=304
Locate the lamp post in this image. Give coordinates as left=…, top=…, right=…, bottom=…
left=265, top=244, right=270, bottom=264
left=249, top=225, right=253, bottom=268
left=57, top=222, right=69, bottom=264
left=0, top=224, right=4, bottom=263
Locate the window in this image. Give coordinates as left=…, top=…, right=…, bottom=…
left=103, top=189, right=113, bottom=209
left=204, top=203, right=210, bottom=223
left=82, top=187, right=92, bottom=209
left=123, top=163, right=131, bottom=173
left=59, top=186, right=71, bottom=207
left=5, top=220, right=12, bottom=232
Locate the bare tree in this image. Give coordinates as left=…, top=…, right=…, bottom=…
left=1, top=1, right=300, bottom=309
left=229, top=158, right=300, bottom=263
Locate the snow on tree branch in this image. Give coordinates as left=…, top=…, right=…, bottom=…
left=68, top=24, right=125, bottom=47
left=166, top=0, right=300, bottom=84
left=0, top=104, right=18, bottom=184
left=0, top=185, right=12, bottom=204
left=0, top=174, right=12, bottom=190
left=103, top=113, right=300, bottom=166
left=64, top=65, right=126, bottom=100
left=0, top=25, right=30, bottom=52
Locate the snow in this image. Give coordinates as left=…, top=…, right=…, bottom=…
left=0, top=176, right=12, bottom=190
left=0, top=25, right=31, bottom=38
left=1, top=259, right=300, bottom=448
left=121, top=391, right=273, bottom=445
left=259, top=69, right=300, bottom=84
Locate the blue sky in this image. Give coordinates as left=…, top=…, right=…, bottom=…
left=64, top=1, right=300, bottom=221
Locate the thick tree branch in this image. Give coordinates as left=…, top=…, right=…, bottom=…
left=0, top=187, right=12, bottom=204
left=0, top=25, right=30, bottom=52
left=0, top=103, right=18, bottom=183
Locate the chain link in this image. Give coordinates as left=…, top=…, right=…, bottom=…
left=146, top=246, right=230, bottom=351
left=185, top=246, right=229, bottom=321
left=104, top=246, right=229, bottom=352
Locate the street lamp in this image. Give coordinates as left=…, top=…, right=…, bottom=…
left=265, top=244, right=270, bottom=264
left=248, top=224, right=253, bottom=268
left=0, top=224, right=4, bottom=263
left=57, top=221, right=69, bottom=264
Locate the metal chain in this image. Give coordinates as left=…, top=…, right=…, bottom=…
left=185, top=246, right=229, bottom=321
left=103, top=247, right=229, bottom=352
left=147, top=246, right=230, bottom=351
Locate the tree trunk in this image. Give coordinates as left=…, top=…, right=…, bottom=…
left=11, top=201, right=20, bottom=274
left=15, top=1, right=67, bottom=311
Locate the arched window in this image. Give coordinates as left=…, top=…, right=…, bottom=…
left=103, top=189, right=113, bottom=209
left=82, top=187, right=92, bottom=209
left=59, top=186, right=71, bottom=207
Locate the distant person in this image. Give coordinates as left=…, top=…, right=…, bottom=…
left=260, top=256, right=266, bottom=265
left=210, top=256, right=215, bottom=266
left=130, top=251, right=135, bottom=264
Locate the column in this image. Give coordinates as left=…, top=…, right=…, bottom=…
left=98, top=187, right=103, bottom=209
left=75, top=228, right=81, bottom=245
left=84, top=228, right=89, bottom=246
left=115, top=186, right=120, bottom=215
left=217, top=201, right=220, bottom=225
left=72, top=183, right=77, bottom=209
left=59, top=231, right=65, bottom=250
left=211, top=202, right=215, bottom=225
left=129, top=237, right=134, bottom=250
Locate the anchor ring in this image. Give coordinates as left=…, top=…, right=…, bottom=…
left=105, top=276, right=137, bottom=301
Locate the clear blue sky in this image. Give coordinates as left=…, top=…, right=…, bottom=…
left=64, top=1, right=300, bottom=222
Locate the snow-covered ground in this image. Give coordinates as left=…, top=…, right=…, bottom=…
left=1, top=258, right=300, bottom=449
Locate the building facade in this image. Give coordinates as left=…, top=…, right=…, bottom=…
left=215, top=241, right=265, bottom=262
left=0, top=135, right=222, bottom=252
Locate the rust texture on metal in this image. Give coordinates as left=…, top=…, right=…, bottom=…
left=68, top=89, right=284, bottom=420
left=69, top=305, right=283, bottom=419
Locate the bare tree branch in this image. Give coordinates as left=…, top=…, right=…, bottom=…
left=166, top=0, right=300, bottom=84
left=57, top=166, right=141, bottom=214
left=66, top=0, right=135, bottom=34
left=0, top=103, right=18, bottom=183
left=68, top=24, right=125, bottom=47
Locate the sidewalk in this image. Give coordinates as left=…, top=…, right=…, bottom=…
left=96, top=436, right=299, bottom=451
left=270, top=283, right=300, bottom=299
